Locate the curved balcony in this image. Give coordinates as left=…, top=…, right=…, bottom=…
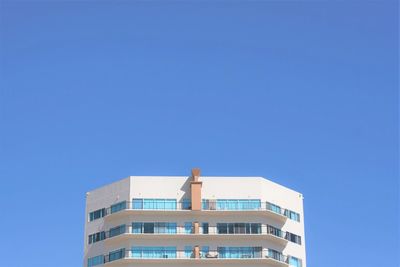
left=103, top=200, right=289, bottom=223
left=103, top=248, right=291, bottom=266
left=103, top=224, right=289, bottom=246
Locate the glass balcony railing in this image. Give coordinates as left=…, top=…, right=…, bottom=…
left=98, top=199, right=299, bottom=222
left=99, top=223, right=299, bottom=244
left=100, top=247, right=300, bottom=265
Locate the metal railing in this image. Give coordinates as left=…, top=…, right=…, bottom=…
left=102, top=248, right=294, bottom=263
left=103, top=200, right=290, bottom=217
left=101, top=223, right=291, bottom=241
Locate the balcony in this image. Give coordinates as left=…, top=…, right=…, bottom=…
left=103, top=201, right=191, bottom=221
left=103, top=224, right=288, bottom=246
left=103, top=200, right=288, bottom=223
left=103, top=248, right=290, bottom=266
left=201, top=200, right=288, bottom=223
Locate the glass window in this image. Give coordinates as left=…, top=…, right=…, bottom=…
left=184, top=246, right=193, bottom=258
left=217, top=223, right=228, bottom=234
left=165, top=247, right=177, bottom=258
left=132, top=222, right=176, bottom=234
left=164, top=199, right=177, bottom=210
left=89, top=208, right=106, bottom=221
left=135, top=199, right=177, bottom=210
left=132, top=247, right=142, bottom=258
left=267, top=202, right=282, bottom=214
left=201, top=246, right=209, bottom=258
left=132, top=222, right=142, bottom=234
left=202, top=222, right=209, bottom=234
left=143, top=199, right=155, bottom=209
left=234, top=223, right=246, bottom=234
left=109, top=248, right=125, bottom=262
left=202, top=199, right=217, bottom=210
left=245, top=223, right=251, bottom=234
left=250, top=223, right=261, bottom=234
left=132, top=199, right=143, bottom=209
left=213, top=199, right=261, bottom=210
left=284, top=209, right=301, bottom=222
left=88, top=255, right=104, bottom=267
left=155, top=222, right=166, bottom=234
left=131, top=247, right=177, bottom=259
left=217, top=223, right=261, bottom=235
left=268, top=249, right=284, bottom=262
left=143, top=223, right=154, bottom=233
left=184, top=222, right=192, bottom=234
left=267, top=225, right=282, bottom=237
left=110, top=201, right=126, bottom=214
left=202, top=199, right=207, bottom=209
left=239, top=200, right=260, bottom=210
left=182, top=199, right=191, bottom=210
left=88, top=231, right=105, bottom=244
left=289, top=256, right=302, bottom=267
left=228, top=223, right=234, bottom=234
left=109, top=225, right=125, bottom=238
left=249, top=199, right=261, bottom=210
left=285, top=232, right=302, bottom=245
left=167, top=222, right=177, bottom=234
left=217, top=247, right=261, bottom=258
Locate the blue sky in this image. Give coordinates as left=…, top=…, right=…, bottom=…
left=0, top=1, right=398, bottom=266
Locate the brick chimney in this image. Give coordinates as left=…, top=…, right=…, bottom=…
left=190, top=168, right=202, bottom=211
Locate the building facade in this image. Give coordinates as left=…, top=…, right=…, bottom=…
left=83, top=169, right=306, bottom=267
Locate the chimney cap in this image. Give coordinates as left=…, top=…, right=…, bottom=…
left=191, top=168, right=201, bottom=181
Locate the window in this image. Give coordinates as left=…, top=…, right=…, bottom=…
left=132, top=247, right=177, bottom=259
left=132, top=198, right=143, bottom=209
left=89, top=208, right=106, bottom=221
left=109, top=248, right=125, bottom=262
left=132, top=222, right=143, bottom=234
left=228, top=223, right=234, bottom=234
left=246, top=223, right=251, bottom=234
left=284, top=209, right=300, bottom=222
left=132, top=199, right=177, bottom=210
left=214, top=199, right=261, bottom=210
left=110, top=201, right=126, bottom=214
left=131, top=222, right=177, bottom=234
left=88, top=255, right=104, bottom=267
left=109, top=225, right=126, bottom=238
left=202, top=199, right=217, bottom=210
left=285, top=232, right=302, bottom=245
left=166, top=223, right=177, bottom=234
left=144, top=199, right=176, bottom=210
left=234, top=223, right=246, bottom=234
left=289, top=256, right=302, bottom=267
left=217, top=247, right=262, bottom=258
left=267, top=202, right=282, bottom=214
left=267, top=225, right=282, bottom=237
left=156, top=223, right=167, bottom=233
left=250, top=223, right=261, bottom=234
left=268, top=249, right=284, bottom=262
left=217, top=223, right=228, bottom=234
left=201, top=246, right=209, bottom=258
left=216, top=223, right=261, bottom=234
left=184, top=246, right=193, bottom=258
left=184, top=222, right=192, bottom=234
left=143, top=223, right=154, bottom=233
left=88, top=231, right=106, bottom=244
left=182, top=199, right=191, bottom=210
left=202, top=222, right=209, bottom=234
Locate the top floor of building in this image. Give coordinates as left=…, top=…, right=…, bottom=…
left=85, top=169, right=304, bottom=224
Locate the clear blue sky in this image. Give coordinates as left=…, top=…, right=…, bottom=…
left=0, top=1, right=398, bottom=266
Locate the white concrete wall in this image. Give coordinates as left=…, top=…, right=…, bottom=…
left=84, top=177, right=131, bottom=266
left=130, top=176, right=191, bottom=201
left=84, top=176, right=306, bottom=267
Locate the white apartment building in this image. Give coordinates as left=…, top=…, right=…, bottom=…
left=83, top=169, right=306, bottom=267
